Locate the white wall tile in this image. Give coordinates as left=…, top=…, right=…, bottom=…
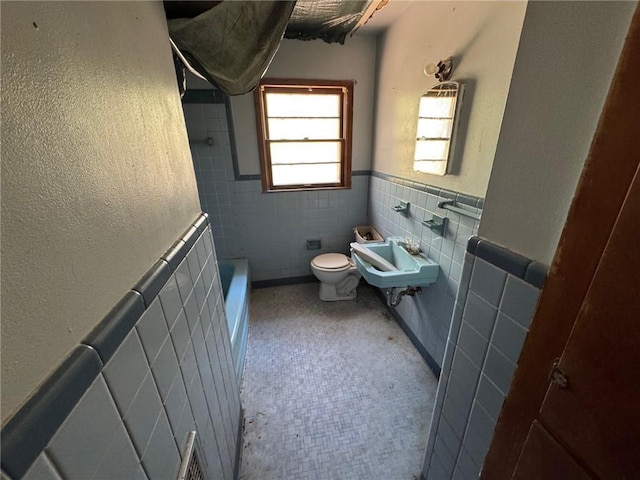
left=457, top=321, right=489, bottom=368
left=174, top=259, right=194, bottom=303
left=463, top=292, right=498, bottom=340
left=483, top=346, right=517, bottom=394
left=158, top=276, right=184, bottom=328
left=500, top=275, right=540, bottom=328
left=47, top=376, right=121, bottom=479
left=470, top=258, right=507, bottom=306
left=491, top=312, right=528, bottom=363
left=92, top=421, right=147, bottom=480
left=424, top=247, right=543, bottom=479
left=123, top=373, right=163, bottom=456
left=22, top=453, right=63, bottom=480
left=455, top=445, right=481, bottom=479
left=186, top=248, right=201, bottom=285
left=136, top=298, right=169, bottom=365
left=433, top=436, right=456, bottom=477
left=462, top=402, right=497, bottom=466
left=150, top=337, right=180, bottom=401
left=170, top=310, right=191, bottom=363
left=141, top=411, right=180, bottom=480
left=103, top=331, right=151, bottom=417
left=203, top=420, right=225, bottom=479
left=474, top=375, right=505, bottom=423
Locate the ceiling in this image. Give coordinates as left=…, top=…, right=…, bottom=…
left=165, top=0, right=413, bottom=95
left=354, top=0, right=412, bottom=35
left=164, top=0, right=412, bottom=40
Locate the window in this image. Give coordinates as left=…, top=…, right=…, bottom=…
left=413, top=82, right=462, bottom=176
left=255, top=79, right=353, bottom=192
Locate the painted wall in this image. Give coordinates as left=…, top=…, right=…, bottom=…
left=228, top=36, right=377, bottom=175
left=1, top=2, right=201, bottom=423
left=372, top=1, right=527, bottom=198
left=478, top=1, right=636, bottom=264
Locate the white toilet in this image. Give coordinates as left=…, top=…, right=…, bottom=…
left=310, top=227, right=383, bottom=302
left=310, top=253, right=361, bottom=301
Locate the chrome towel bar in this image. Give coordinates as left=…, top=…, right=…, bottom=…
left=438, top=200, right=481, bottom=221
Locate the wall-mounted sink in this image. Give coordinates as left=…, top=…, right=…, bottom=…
left=351, top=238, right=439, bottom=289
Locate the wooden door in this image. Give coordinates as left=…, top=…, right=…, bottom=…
left=513, top=163, right=640, bottom=479
left=482, top=7, right=640, bottom=480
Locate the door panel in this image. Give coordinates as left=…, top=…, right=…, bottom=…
left=513, top=421, right=593, bottom=480
left=537, top=164, right=640, bottom=480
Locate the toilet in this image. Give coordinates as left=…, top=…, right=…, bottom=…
left=310, top=226, right=383, bottom=301
left=310, top=253, right=361, bottom=301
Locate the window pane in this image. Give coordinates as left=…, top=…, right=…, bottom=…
left=416, top=118, right=453, bottom=140
left=414, top=140, right=449, bottom=161
left=414, top=160, right=447, bottom=176
left=268, top=118, right=340, bottom=140
left=418, top=96, right=455, bottom=118
left=270, top=141, right=341, bottom=165
left=266, top=93, right=340, bottom=118
left=272, top=163, right=341, bottom=186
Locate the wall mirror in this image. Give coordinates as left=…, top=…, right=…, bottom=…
left=413, top=81, right=463, bottom=176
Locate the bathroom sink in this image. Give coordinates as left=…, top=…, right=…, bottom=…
left=351, top=238, right=439, bottom=288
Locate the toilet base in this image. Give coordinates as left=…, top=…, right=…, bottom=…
left=318, top=282, right=358, bottom=302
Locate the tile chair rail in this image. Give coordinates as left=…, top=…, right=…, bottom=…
left=1, top=212, right=242, bottom=480
left=421, top=235, right=548, bottom=480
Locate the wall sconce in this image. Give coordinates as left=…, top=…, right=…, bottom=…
left=424, top=57, right=454, bottom=82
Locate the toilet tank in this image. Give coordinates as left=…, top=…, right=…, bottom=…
left=354, top=226, right=384, bottom=244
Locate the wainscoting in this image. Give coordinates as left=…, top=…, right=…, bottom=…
left=422, top=236, right=545, bottom=479
left=1, top=214, right=242, bottom=480
left=368, top=172, right=483, bottom=372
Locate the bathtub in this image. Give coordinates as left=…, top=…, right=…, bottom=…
left=219, top=258, right=250, bottom=380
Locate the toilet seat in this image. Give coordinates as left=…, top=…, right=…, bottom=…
left=311, top=253, right=351, bottom=271
left=310, top=252, right=360, bottom=302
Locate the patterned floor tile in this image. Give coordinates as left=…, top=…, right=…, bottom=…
left=239, top=283, right=438, bottom=480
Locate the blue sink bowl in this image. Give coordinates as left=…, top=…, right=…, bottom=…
left=352, top=239, right=439, bottom=288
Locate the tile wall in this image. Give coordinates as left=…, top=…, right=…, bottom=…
left=422, top=237, right=545, bottom=480
left=182, top=92, right=369, bottom=283
left=368, top=173, right=483, bottom=370
left=1, top=216, right=242, bottom=480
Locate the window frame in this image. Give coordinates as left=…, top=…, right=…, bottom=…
left=254, top=78, right=353, bottom=192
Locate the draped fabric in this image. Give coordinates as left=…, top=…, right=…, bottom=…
left=167, top=0, right=375, bottom=95
left=285, top=0, right=371, bottom=44
left=168, top=1, right=296, bottom=96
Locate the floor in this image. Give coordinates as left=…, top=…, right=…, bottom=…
left=238, top=282, right=439, bottom=480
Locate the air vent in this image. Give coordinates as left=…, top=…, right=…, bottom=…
left=177, top=431, right=207, bottom=480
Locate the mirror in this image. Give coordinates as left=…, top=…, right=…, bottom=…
left=413, top=82, right=463, bottom=176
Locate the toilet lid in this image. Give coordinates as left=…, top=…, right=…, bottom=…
left=312, top=253, right=350, bottom=270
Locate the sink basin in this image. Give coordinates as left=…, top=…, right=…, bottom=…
left=351, top=238, right=439, bottom=288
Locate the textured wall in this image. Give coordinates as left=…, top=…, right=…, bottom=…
left=372, top=1, right=526, bottom=198
left=479, top=1, right=635, bottom=263
left=1, top=2, right=201, bottom=423
left=227, top=36, right=377, bottom=175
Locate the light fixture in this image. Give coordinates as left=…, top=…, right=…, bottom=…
left=424, top=57, right=454, bottom=82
